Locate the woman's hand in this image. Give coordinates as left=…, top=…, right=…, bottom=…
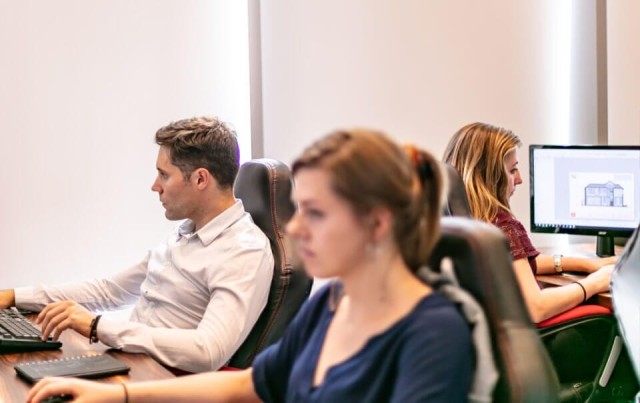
left=584, top=264, right=614, bottom=294
left=26, top=377, right=124, bottom=403
left=583, top=256, right=617, bottom=273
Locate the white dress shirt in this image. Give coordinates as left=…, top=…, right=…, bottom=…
left=15, top=200, right=274, bottom=373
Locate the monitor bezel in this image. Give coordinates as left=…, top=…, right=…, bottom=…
left=529, top=144, right=640, bottom=239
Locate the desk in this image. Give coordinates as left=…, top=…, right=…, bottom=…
left=0, top=315, right=175, bottom=402
left=536, top=243, right=622, bottom=310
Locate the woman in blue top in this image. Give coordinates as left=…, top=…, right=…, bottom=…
left=28, top=129, right=473, bottom=403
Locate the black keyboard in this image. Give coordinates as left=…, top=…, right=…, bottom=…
left=0, top=308, right=62, bottom=354
left=15, top=353, right=130, bottom=383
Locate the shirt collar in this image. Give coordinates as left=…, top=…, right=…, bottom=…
left=176, top=200, right=246, bottom=246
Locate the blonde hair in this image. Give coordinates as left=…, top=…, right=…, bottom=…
left=442, top=122, right=521, bottom=222
left=292, top=129, right=445, bottom=273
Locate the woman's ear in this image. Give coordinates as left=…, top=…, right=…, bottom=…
left=368, top=206, right=393, bottom=244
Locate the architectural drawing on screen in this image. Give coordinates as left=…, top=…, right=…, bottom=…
left=569, top=172, right=634, bottom=221
left=584, top=181, right=626, bottom=207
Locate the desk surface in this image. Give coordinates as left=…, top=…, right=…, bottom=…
left=536, top=243, right=622, bottom=310
left=538, top=242, right=623, bottom=259
left=0, top=315, right=175, bottom=402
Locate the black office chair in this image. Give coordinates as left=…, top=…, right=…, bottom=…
left=229, top=158, right=313, bottom=368
left=536, top=303, right=638, bottom=402
left=429, top=216, right=560, bottom=402
left=441, top=162, right=472, bottom=217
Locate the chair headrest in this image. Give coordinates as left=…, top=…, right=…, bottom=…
left=233, top=158, right=295, bottom=243
left=229, top=158, right=312, bottom=369
left=432, top=216, right=527, bottom=322
left=430, top=217, right=560, bottom=401
left=442, top=163, right=472, bottom=217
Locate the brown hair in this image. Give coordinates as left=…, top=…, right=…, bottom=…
left=442, top=122, right=521, bottom=222
left=292, top=129, right=445, bottom=273
left=155, top=116, right=239, bottom=189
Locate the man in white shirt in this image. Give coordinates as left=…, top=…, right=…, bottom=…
left=0, top=116, right=274, bottom=373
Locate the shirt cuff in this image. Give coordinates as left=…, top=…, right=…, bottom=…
left=13, top=286, right=42, bottom=310
left=93, top=316, right=122, bottom=348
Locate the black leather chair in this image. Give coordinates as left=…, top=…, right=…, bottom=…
left=228, top=158, right=313, bottom=368
left=442, top=162, right=472, bottom=217
left=537, top=301, right=638, bottom=402
left=429, top=216, right=560, bottom=402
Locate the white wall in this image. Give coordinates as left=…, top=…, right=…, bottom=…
left=4, top=1, right=634, bottom=290
left=260, top=0, right=602, bottom=248
left=607, top=1, right=640, bottom=145
left=0, top=1, right=251, bottom=288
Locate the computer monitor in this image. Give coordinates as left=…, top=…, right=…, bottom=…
left=529, top=144, right=640, bottom=257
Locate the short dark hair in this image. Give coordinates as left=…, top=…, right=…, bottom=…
left=155, top=116, right=240, bottom=189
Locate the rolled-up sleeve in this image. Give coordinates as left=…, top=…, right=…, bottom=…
left=14, top=257, right=149, bottom=312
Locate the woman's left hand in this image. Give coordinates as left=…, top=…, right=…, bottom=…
left=26, top=376, right=124, bottom=403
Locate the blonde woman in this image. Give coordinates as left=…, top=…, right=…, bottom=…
left=443, top=122, right=614, bottom=323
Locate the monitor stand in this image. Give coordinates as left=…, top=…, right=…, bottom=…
left=596, top=235, right=615, bottom=257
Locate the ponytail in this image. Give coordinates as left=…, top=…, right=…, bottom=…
left=402, top=145, right=445, bottom=272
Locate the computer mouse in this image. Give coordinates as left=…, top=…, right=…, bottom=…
left=41, top=395, right=73, bottom=403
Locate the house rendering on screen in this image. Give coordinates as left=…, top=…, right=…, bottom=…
left=584, top=181, right=625, bottom=207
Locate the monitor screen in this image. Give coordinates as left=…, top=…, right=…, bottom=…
left=529, top=144, right=640, bottom=256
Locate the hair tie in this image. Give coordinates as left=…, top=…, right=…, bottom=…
left=405, top=145, right=420, bottom=167
left=416, top=153, right=433, bottom=183
left=405, top=145, right=432, bottom=184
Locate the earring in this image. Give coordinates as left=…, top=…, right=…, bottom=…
left=366, top=242, right=380, bottom=257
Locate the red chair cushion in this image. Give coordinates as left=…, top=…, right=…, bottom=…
left=219, top=366, right=242, bottom=371
left=537, top=305, right=612, bottom=328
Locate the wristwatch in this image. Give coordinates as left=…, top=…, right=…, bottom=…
left=553, top=254, right=563, bottom=274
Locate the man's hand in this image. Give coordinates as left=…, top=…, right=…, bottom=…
left=35, top=301, right=95, bottom=341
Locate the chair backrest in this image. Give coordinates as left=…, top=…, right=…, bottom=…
left=229, top=158, right=312, bottom=368
left=430, top=216, right=560, bottom=402
left=442, top=163, right=472, bottom=217
left=612, top=222, right=640, bottom=383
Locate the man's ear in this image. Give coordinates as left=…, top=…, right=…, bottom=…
left=192, top=168, right=210, bottom=189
